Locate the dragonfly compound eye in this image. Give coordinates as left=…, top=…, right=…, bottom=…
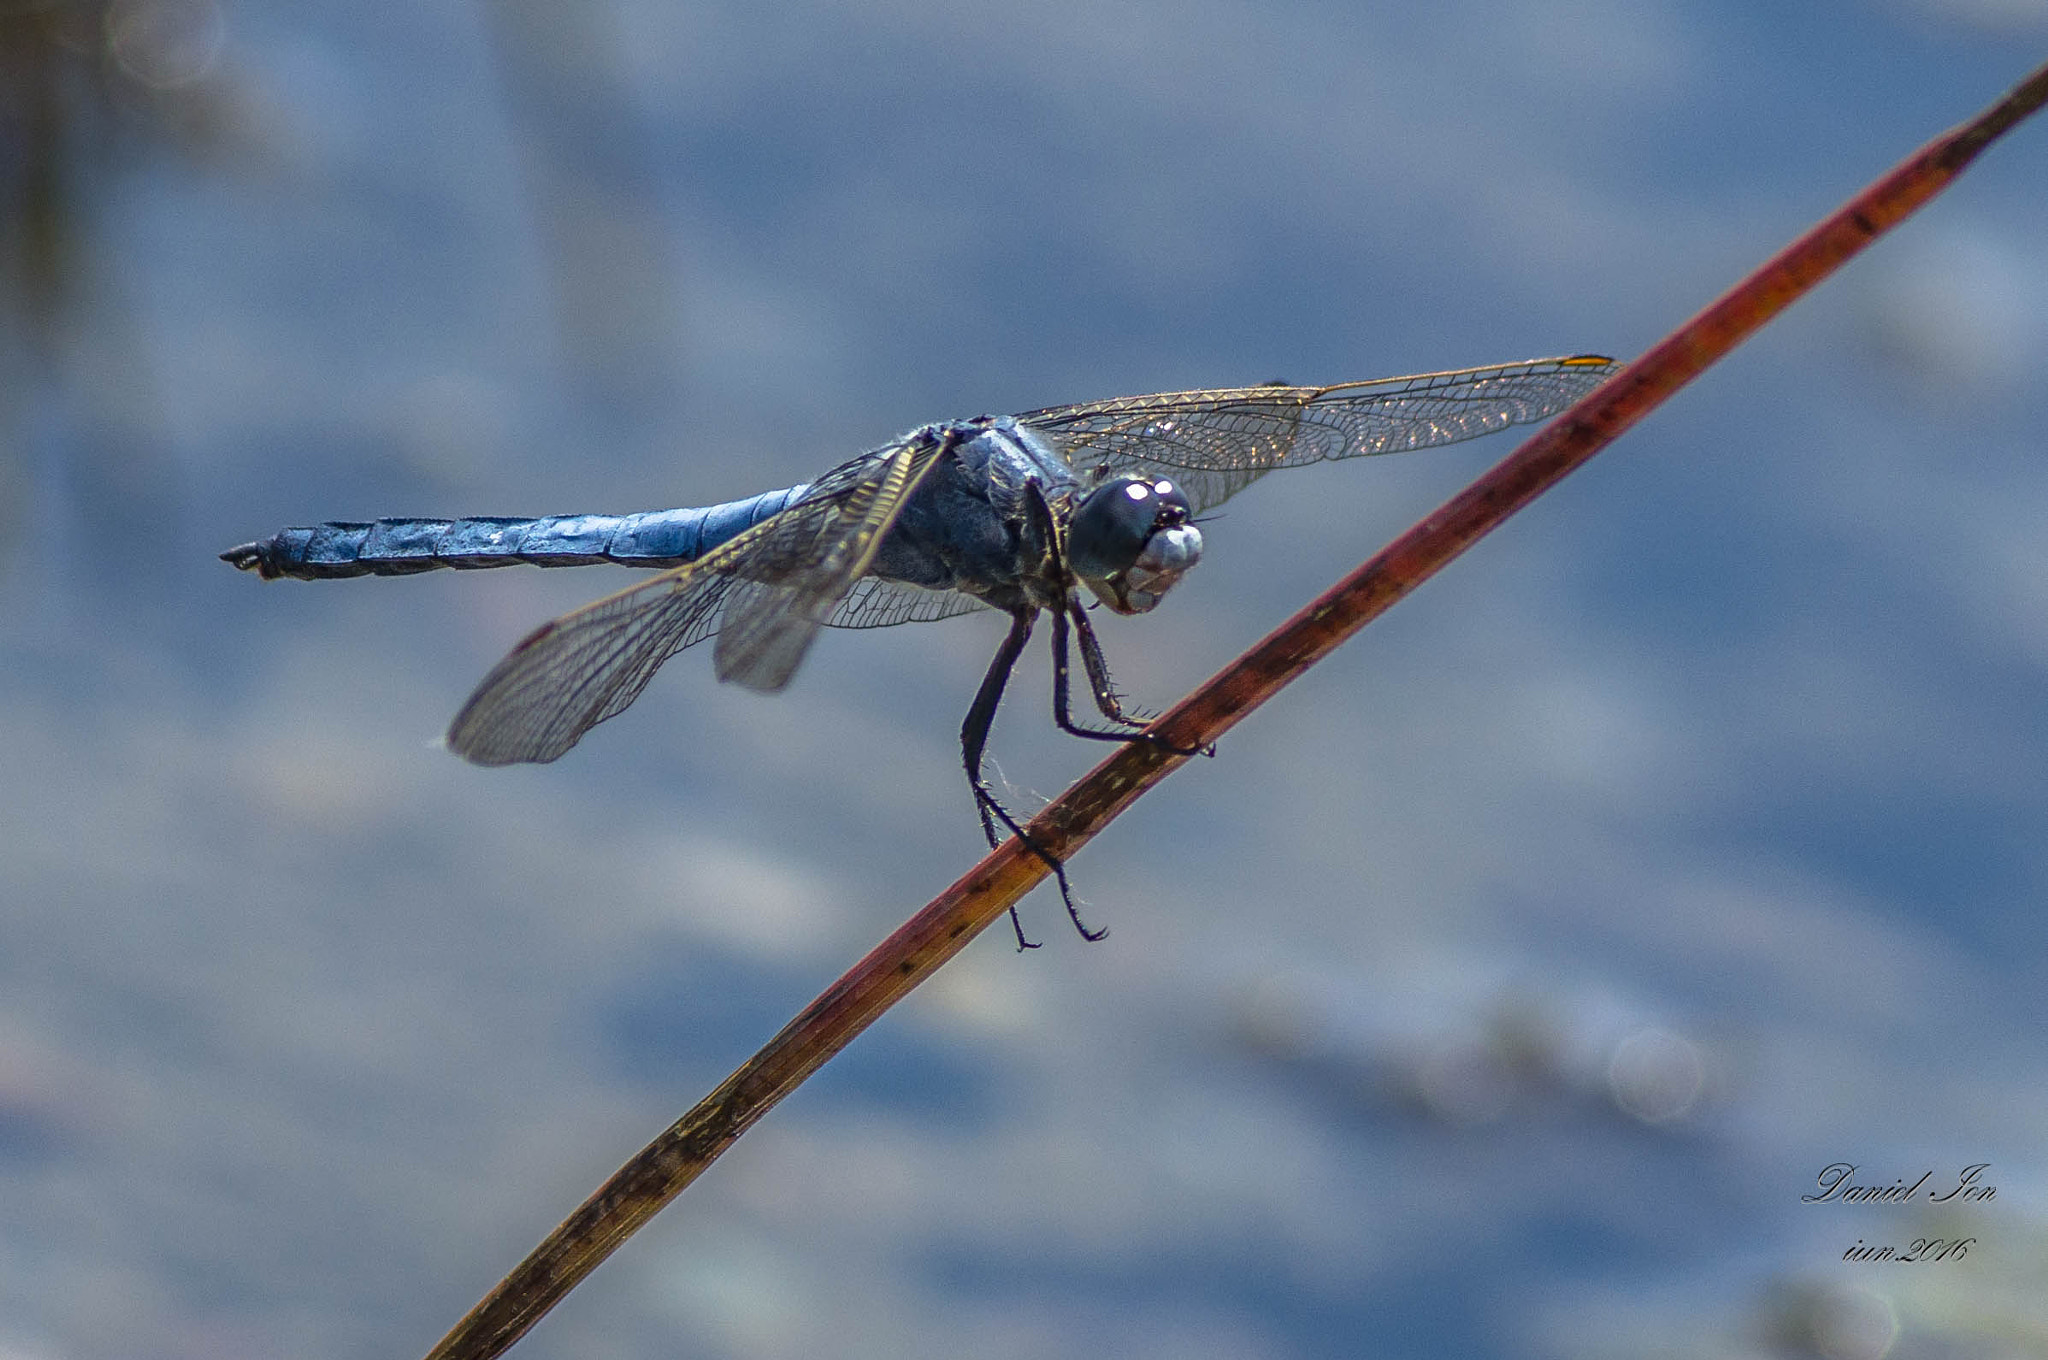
left=1069, top=477, right=1202, bottom=614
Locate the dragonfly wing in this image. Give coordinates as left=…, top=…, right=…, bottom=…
left=445, top=561, right=737, bottom=765
left=447, top=435, right=949, bottom=765
left=710, top=433, right=949, bottom=689
left=1016, top=355, right=1617, bottom=515
left=825, top=575, right=989, bottom=630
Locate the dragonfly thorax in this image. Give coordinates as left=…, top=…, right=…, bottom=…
left=1067, top=476, right=1203, bottom=615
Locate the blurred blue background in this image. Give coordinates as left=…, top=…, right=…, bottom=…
left=3, top=2, right=2046, bottom=1357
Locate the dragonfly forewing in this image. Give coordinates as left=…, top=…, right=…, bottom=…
left=1021, top=355, right=1617, bottom=514
left=711, top=434, right=949, bottom=690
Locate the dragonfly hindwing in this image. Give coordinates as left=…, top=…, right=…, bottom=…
left=443, top=435, right=950, bottom=764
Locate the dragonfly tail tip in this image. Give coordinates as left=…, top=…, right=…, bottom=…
left=221, top=541, right=281, bottom=578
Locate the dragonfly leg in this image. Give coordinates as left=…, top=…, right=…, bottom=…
left=963, top=609, right=1034, bottom=849
left=962, top=608, right=1104, bottom=946
left=1050, top=604, right=1147, bottom=741
left=1059, top=600, right=1213, bottom=759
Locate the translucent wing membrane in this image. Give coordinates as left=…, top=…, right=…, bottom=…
left=446, top=562, right=737, bottom=765
left=712, top=435, right=947, bottom=687
left=1018, top=355, right=1617, bottom=514
left=827, top=575, right=988, bottom=629
left=446, top=436, right=947, bottom=765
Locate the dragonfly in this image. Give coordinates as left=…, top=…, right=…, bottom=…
left=226, top=354, right=1616, bottom=946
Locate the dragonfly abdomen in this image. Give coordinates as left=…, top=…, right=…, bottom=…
left=221, top=485, right=811, bottom=580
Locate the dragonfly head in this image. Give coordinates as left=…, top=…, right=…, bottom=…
left=1067, top=476, right=1203, bottom=615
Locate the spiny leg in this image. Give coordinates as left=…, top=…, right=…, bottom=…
left=961, top=608, right=1103, bottom=946
left=1059, top=599, right=1213, bottom=759
left=1050, top=603, right=1149, bottom=742
left=1070, top=601, right=1148, bottom=726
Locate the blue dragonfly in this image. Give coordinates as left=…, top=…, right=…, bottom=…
left=226, top=355, right=1615, bottom=944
